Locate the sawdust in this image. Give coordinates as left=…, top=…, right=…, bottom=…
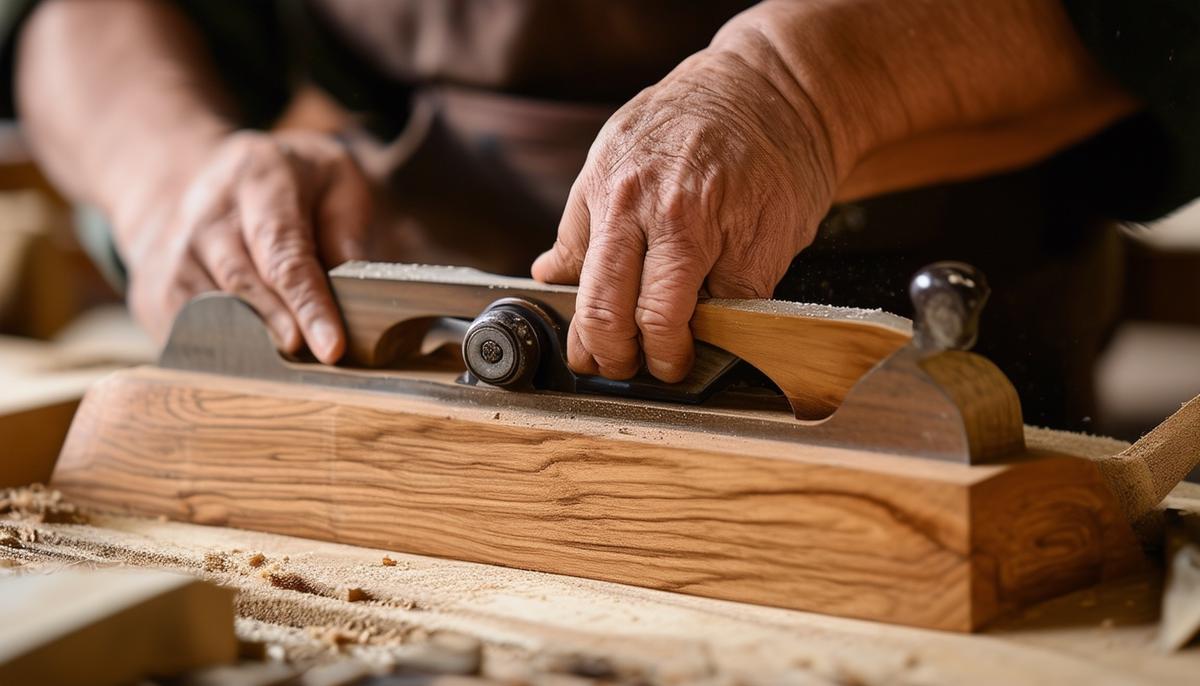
left=0, top=484, right=88, bottom=525
left=0, top=529, right=21, bottom=549
left=702, top=297, right=912, bottom=332
left=4, top=479, right=1199, bottom=683
left=203, top=551, right=229, bottom=572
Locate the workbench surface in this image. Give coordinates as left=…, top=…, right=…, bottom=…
left=3, top=484, right=1198, bottom=685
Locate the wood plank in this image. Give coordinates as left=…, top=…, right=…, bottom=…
left=0, top=396, right=78, bottom=487
left=51, top=366, right=1143, bottom=632
left=0, top=569, right=236, bottom=685
left=0, top=310, right=154, bottom=486
left=7, top=508, right=1197, bottom=685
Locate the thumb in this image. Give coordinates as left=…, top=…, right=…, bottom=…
left=532, top=180, right=591, bottom=284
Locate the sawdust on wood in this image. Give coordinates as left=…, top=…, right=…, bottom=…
left=1, top=484, right=88, bottom=524
left=5, top=471, right=1200, bottom=684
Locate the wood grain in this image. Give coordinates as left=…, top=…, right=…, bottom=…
left=53, top=367, right=1143, bottom=631
left=690, top=301, right=909, bottom=418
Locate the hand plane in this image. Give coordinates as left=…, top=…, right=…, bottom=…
left=51, top=260, right=1150, bottom=632
left=158, top=260, right=1021, bottom=464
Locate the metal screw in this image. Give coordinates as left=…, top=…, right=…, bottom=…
left=480, top=339, right=503, bottom=364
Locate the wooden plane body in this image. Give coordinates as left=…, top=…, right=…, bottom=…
left=52, top=363, right=1145, bottom=632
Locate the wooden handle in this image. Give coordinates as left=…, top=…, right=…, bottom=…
left=691, top=301, right=910, bottom=419
left=331, top=262, right=912, bottom=418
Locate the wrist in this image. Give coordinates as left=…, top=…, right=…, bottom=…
left=711, top=0, right=1114, bottom=184
left=707, top=3, right=893, bottom=186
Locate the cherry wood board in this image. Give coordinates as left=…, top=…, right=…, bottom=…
left=51, top=366, right=1145, bottom=632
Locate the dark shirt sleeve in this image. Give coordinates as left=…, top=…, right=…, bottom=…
left=0, top=0, right=291, bottom=127
left=1063, top=0, right=1200, bottom=221
left=0, top=0, right=39, bottom=119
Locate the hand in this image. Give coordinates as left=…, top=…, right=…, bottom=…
left=123, top=130, right=371, bottom=363
left=532, top=49, right=839, bottom=382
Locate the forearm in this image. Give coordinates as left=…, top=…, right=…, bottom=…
left=15, top=0, right=235, bottom=257
left=710, top=0, right=1136, bottom=195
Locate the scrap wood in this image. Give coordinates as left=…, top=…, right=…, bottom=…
left=1094, top=394, right=1200, bottom=538
left=1159, top=509, right=1200, bottom=651
left=0, top=568, right=236, bottom=686
left=1027, top=393, right=1200, bottom=546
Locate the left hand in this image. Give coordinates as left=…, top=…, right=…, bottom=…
left=531, top=49, right=839, bottom=383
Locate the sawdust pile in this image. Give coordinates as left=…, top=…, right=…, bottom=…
left=1, top=484, right=89, bottom=525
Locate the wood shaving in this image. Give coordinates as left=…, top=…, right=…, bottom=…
left=0, top=529, right=21, bottom=549
left=203, top=551, right=229, bottom=572
left=0, top=484, right=88, bottom=524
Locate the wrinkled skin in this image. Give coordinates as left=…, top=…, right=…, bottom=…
left=125, top=130, right=371, bottom=363
left=532, top=51, right=836, bottom=382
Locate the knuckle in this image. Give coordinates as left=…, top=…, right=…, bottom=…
left=212, top=257, right=255, bottom=294
left=266, top=247, right=316, bottom=292
left=655, top=182, right=703, bottom=227
left=254, top=217, right=298, bottom=245
left=601, top=171, right=644, bottom=213
left=574, top=302, right=637, bottom=339
left=709, top=270, right=772, bottom=298
left=634, top=299, right=688, bottom=337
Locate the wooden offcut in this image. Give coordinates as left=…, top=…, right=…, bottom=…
left=52, top=366, right=1144, bottom=632
left=0, top=569, right=236, bottom=685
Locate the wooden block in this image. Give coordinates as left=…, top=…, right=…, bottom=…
left=0, top=395, right=78, bottom=488
left=0, top=351, right=95, bottom=488
left=0, top=363, right=91, bottom=488
left=51, top=367, right=1145, bottom=632
left=0, top=569, right=237, bottom=685
left=0, top=314, right=154, bottom=487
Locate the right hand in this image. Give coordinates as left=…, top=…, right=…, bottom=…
left=123, top=130, right=371, bottom=363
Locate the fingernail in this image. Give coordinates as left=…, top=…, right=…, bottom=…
left=310, top=318, right=340, bottom=362
left=647, top=357, right=689, bottom=383
left=568, top=353, right=601, bottom=377
left=530, top=252, right=552, bottom=280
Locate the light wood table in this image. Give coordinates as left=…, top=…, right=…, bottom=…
left=2, top=487, right=1197, bottom=685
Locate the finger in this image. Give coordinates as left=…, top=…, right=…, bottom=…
left=129, top=250, right=217, bottom=346
left=193, top=217, right=303, bottom=352
left=532, top=176, right=590, bottom=284
left=569, top=215, right=646, bottom=379
left=314, top=151, right=372, bottom=266
left=237, top=161, right=345, bottom=364
left=636, top=238, right=711, bottom=383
